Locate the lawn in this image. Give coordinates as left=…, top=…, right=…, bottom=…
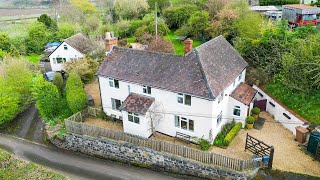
left=0, top=148, right=67, bottom=179
left=24, top=54, right=41, bottom=64
left=265, top=82, right=320, bottom=124
left=126, top=31, right=203, bottom=55
left=0, top=19, right=35, bottom=38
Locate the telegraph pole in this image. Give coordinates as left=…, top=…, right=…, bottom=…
left=155, top=2, right=158, bottom=40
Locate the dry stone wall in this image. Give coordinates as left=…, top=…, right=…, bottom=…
left=51, top=133, right=258, bottom=180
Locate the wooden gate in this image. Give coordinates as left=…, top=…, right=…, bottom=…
left=245, top=133, right=274, bottom=169
left=253, top=99, right=267, bottom=111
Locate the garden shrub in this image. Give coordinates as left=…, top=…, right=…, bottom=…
left=199, top=138, right=211, bottom=151
left=32, top=76, right=62, bottom=121
left=246, top=116, right=255, bottom=124
left=213, top=119, right=236, bottom=147
left=63, top=58, right=99, bottom=84
left=66, top=71, right=87, bottom=113
left=53, top=73, right=64, bottom=96
left=251, top=107, right=260, bottom=115
left=223, top=122, right=242, bottom=145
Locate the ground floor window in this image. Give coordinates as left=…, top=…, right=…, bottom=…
left=55, top=57, right=66, bottom=64
left=233, top=106, right=241, bottom=116
left=111, top=98, right=122, bottom=111
left=174, top=115, right=194, bottom=132
left=128, top=112, right=139, bottom=124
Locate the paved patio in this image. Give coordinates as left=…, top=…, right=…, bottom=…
left=211, top=112, right=320, bottom=177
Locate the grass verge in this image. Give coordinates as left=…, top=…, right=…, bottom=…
left=0, top=148, right=67, bottom=179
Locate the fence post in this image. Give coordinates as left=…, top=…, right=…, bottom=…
left=240, top=160, right=244, bottom=171
left=268, top=146, right=274, bottom=169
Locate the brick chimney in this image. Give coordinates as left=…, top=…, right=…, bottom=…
left=184, top=38, right=193, bottom=54
left=105, top=32, right=118, bottom=52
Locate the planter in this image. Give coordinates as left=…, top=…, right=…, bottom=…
left=246, top=123, right=254, bottom=129
left=252, top=114, right=259, bottom=119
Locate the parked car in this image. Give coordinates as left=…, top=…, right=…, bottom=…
left=43, top=71, right=55, bottom=82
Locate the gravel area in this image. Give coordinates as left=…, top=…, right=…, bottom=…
left=84, top=118, right=123, bottom=131
left=211, top=112, right=320, bottom=177
left=85, top=79, right=101, bottom=107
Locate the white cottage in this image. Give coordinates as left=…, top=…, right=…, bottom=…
left=97, top=35, right=257, bottom=141
left=48, top=33, right=92, bottom=72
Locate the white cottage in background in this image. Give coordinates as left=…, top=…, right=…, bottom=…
left=97, top=35, right=257, bottom=141
left=48, top=33, right=92, bottom=72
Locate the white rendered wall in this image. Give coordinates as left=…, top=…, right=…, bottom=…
left=122, top=111, right=151, bottom=138
left=252, top=85, right=308, bottom=135
left=99, top=76, right=214, bottom=141
left=49, top=42, right=84, bottom=72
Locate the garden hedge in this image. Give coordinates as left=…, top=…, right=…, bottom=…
left=224, top=122, right=242, bottom=146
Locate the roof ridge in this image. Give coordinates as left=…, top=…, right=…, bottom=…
left=113, top=46, right=184, bottom=58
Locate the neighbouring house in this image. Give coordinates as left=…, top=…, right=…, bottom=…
left=97, top=35, right=257, bottom=141
left=48, top=33, right=93, bottom=72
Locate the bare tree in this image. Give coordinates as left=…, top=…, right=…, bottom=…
left=146, top=101, right=164, bottom=137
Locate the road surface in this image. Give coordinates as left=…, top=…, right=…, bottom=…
left=0, top=134, right=201, bottom=180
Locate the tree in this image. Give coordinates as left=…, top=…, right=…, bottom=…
left=56, top=22, right=77, bottom=41
left=146, top=101, right=164, bottom=136
left=140, top=33, right=175, bottom=53
left=0, top=33, right=11, bottom=52
left=113, top=0, right=149, bottom=19
left=69, top=0, right=96, bottom=14
left=63, top=58, right=99, bottom=84
left=147, top=0, right=170, bottom=12
left=65, top=71, right=87, bottom=113
left=176, top=11, right=209, bottom=38
left=163, top=5, right=199, bottom=28
left=26, top=22, right=52, bottom=54
left=32, top=76, right=62, bottom=121
left=205, top=0, right=229, bottom=18
left=0, top=86, right=19, bottom=125
left=37, top=14, right=57, bottom=31
left=134, top=13, right=170, bottom=39
left=82, top=15, right=101, bottom=36
left=53, top=73, right=64, bottom=96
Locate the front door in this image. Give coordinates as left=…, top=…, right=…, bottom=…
left=253, top=99, right=267, bottom=111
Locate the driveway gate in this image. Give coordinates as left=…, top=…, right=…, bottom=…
left=245, top=133, right=274, bottom=169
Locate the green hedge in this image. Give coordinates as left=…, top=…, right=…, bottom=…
left=259, top=0, right=299, bottom=6
left=224, top=122, right=242, bottom=146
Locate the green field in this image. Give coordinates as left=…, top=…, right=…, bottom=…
left=0, top=148, right=67, bottom=179
left=0, top=19, right=36, bottom=37
left=265, top=82, right=320, bottom=124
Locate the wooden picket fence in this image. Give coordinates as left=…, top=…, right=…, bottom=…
left=64, top=107, right=262, bottom=172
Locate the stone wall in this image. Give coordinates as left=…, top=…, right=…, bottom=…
left=51, top=133, right=258, bottom=180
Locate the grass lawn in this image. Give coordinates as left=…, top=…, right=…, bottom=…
left=126, top=31, right=203, bottom=55
left=0, top=19, right=35, bottom=38
left=24, top=54, right=41, bottom=64
left=265, top=82, right=320, bottom=124
left=0, top=148, right=67, bottom=179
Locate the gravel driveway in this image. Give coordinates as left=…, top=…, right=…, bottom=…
left=211, top=112, right=320, bottom=177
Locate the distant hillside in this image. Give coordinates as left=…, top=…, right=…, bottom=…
left=0, top=0, right=52, bottom=8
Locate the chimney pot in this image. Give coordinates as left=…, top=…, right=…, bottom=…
left=184, top=38, right=193, bottom=54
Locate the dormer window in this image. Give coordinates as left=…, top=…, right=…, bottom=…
left=64, top=44, right=68, bottom=50
left=109, top=78, right=119, bottom=88
left=143, top=86, right=151, bottom=94
left=177, top=93, right=191, bottom=106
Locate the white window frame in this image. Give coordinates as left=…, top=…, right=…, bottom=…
left=238, top=73, right=242, bottom=82
left=109, top=78, right=119, bottom=88
left=233, top=106, right=241, bottom=116
left=111, top=98, right=122, bottom=111
left=143, top=85, right=151, bottom=95
left=217, top=111, right=222, bottom=127
left=56, top=57, right=66, bottom=64
left=128, top=112, right=140, bottom=124
left=177, top=93, right=191, bottom=106
left=218, top=91, right=224, bottom=104
left=174, top=115, right=194, bottom=132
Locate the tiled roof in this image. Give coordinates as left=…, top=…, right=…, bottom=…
left=120, top=93, right=155, bottom=115
left=230, top=83, right=257, bottom=106
left=65, top=33, right=93, bottom=54
left=97, top=35, right=248, bottom=100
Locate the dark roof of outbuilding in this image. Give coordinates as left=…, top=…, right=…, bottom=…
left=97, top=35, right=248, bottom=100
left=230, top=83, right=257, bottom=106
left=120, top=93, right=155, bottom=115
left=64, top=33, right=93, bottom=54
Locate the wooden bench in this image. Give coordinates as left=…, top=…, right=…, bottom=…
left=175, top=132, right=191, bottom=143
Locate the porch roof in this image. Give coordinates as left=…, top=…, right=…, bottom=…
left=230, top=83, right=257, bottom=106
left=120, top=93, right=155, bottom=115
